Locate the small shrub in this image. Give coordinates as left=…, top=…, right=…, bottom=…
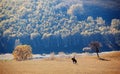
left=58, top=52, right=66, bottom=58
left=71, top=52, right=77, bottom=57
left=12, top=45, right=32, bottom=61
left=49, top=52, right=55, bottom=60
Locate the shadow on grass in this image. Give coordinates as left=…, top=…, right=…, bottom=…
left=31, top=57, right=43, bottom=60
left=99, top=57, right=110, bottom=61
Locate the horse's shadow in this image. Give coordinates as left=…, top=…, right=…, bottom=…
left=99, top=57, right=110, bottom=61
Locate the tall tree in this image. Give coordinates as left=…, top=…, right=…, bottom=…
left=89, top=41, right=102, bottom=58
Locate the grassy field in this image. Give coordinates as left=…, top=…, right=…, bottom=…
left=0, top=51, right=120, bottom=74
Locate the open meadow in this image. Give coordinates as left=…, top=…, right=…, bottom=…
left=0, top=51, right=120, bottom=74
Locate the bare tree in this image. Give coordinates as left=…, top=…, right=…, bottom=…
left=89, top=41, right=102, bottom=58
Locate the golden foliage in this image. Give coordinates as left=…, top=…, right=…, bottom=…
left=12, top=45, right=32, bottom=61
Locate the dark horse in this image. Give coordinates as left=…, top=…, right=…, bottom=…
left=71, top=57, right=77, bottom=64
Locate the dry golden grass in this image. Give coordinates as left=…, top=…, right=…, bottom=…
left=0, top=51, right=120, bottom=74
